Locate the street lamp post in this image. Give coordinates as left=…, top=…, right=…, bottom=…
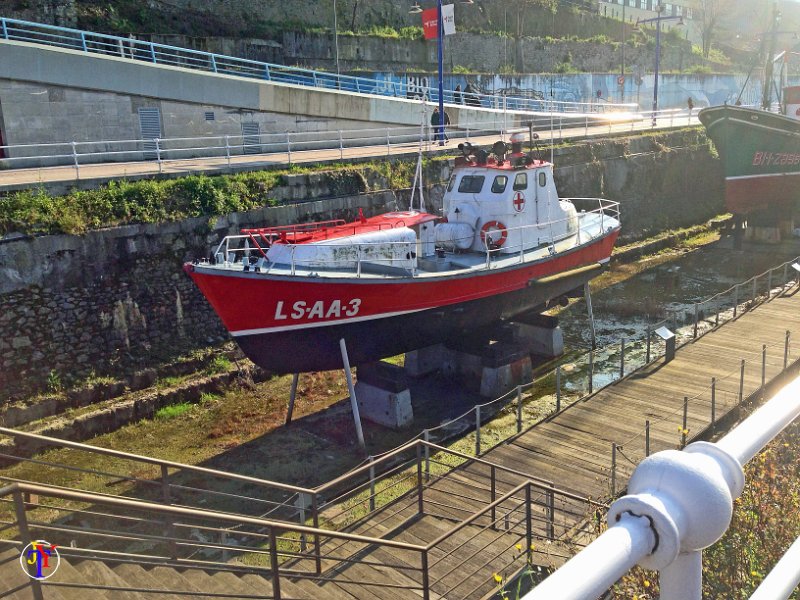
left=436, top=0, right=445, bottom=145
left=636, top=2, right=683, bottom=126
left=333, top=0, right=340, bottom=78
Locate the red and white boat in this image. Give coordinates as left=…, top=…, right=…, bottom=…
left=185, top=138, right=621, bottom=373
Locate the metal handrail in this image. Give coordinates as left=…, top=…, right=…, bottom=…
left=0, top=17, right=639, bottom=115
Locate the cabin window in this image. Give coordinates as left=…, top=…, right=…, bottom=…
left=491, top=176, right=508, bottom=194
left=513, top=173, right=528, bottom=191
left=447, top=174, right=457, bottom=192
left=458, top=175, right=485, bottom=193
left=538, top=172, right=547, bottom=187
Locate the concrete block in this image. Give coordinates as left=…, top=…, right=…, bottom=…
left=355, top=382, right=413, bottom=429
left=480, top=355, right=533, bottom=398
left=509, top=313, right=565, bottom=357
left=404, top=344, right=449, bottom=378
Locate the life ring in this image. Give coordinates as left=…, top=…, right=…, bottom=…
left=480, top=221, right=508, bottom=248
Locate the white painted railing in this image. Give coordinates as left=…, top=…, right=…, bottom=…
left=525, top=374, right=800, bottom=600
left=0, top=108, right=695, bottom=174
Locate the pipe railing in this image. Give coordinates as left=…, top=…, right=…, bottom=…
left=0, top=17, right=639, bottom=115
left=0, top=107, right=693, bottom=174
left=211, top=199, right=620, bottom=277
left=525, top=372, right=800, bottom=600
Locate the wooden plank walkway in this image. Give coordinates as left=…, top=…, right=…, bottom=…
left=288, top=288, right=800, bottom=600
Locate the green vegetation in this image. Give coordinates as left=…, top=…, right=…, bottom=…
left=154, top=401, right=194, bottom=420
left=205, top=355, right=233, bottom=376
left=0, top=165, right=376, bottom=236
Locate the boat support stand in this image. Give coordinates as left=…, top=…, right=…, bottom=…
left=584, top=282, right=597, bottom=350
left=284, top=341, right=366, bottom=451
left=340, top=338, right=366, bottom=449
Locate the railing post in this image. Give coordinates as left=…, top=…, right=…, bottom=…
left=1, top=19, right=7, bottom=40
left=286, top=132, right=292, bottom=164
left=269, top=527, right=282, bottom=600
left=646, top=325, right=651, bottom=363
left=693, top=303, right=699, bottom=339
left=386, top=127, right=391, bottom=156
left=475, top=405, right=481, bottom=456
left=416, top=443, right=424, bottom=514
left=681, top=396, right=689, bottom=449
left=556, top=367, right=562, bottom=413
left=210, top=54, right=217, bottom=72
left=784, top=262, right=789, bottom=287
left=421, top=550, right=430, bottom=600
left=645, top=420, right=651, bottom=457
left=517, top=386, right=523, bottom=432
left=589, top=348, right=594, bottom=395
left=611, top=443, right=617, bottom=496
left=715, top=298, right=720, bottom=327
left=761, top=344, right=767, bottom=393
left=423, top=429, right=430, bottom=481
left=734, top=284, right=739, bottom=317
left=619, top=338, right=625, bottom=378
left=338, top=129, right=343, bottom=159
left=160, top=465, right=178, bottom=560
left=155, top=138, right=163, bottom=173
left=80, top=31, right=88, bottom=52
left=546, top=485, right=555, bottom=541
left=739, top=359, right=745, bottom=406
left=752, top=275, right=758, bottom=303
left=224, top=135, right=231, bottom=167
left=785, top=330, right=790, bottom=369
left=71, top=141, right=80, bottom=178
left=150, top=42, right=156, bottom=63
left=14, top=490, right=44, bottom=600
left=490, top=465, right=496, bottom=530
left=368, top=456, right=376, bottom=512
left=264, top=64, right=271, bottom=80
left=311, top=493, right=321, bottom=575
left=525, top=485, right=533, bottom=563
left=767, top=269, right=772, bottom=297
left=711, top=377, right=716, bottom=435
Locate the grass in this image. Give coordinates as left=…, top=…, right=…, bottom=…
left=153, top=402, right=193, bottom=420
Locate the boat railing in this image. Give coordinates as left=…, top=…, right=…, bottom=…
left=210, top=199, right=619, bottom=277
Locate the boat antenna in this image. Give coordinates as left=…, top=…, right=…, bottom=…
left=409, top=108, right=427, bottom=212
left=762, top=2, right=780, bottom=110
left=527, top=121, right=542, bottom=161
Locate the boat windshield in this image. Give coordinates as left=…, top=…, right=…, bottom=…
left=458, top=175, right=485, bottom=193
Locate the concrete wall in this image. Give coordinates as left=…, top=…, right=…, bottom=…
left=0, top=129, right=722, bottom=401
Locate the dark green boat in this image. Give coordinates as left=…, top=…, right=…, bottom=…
left=698, top=99, right=800, bottom=215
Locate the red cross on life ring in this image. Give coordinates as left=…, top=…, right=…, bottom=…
left=512, top=191, right=526, bottom=213
left=480, top=221, right=508, bottom=248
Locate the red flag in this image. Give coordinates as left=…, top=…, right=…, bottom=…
left=422, top=7, right=439, bottom=40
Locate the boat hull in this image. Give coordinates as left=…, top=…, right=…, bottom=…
left=698, top=105, right=800, bottom=214
left=185, top=230, right=619, bottom=373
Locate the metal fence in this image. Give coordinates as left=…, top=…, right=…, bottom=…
left=0, top=17, right=639, bottom=115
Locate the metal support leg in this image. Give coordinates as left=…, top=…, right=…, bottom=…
left=286, top=373, right=299, bottom=425
left=584, top=283, right=597, bottom=349
left=659, top=551, right=702, bottom=600
left=340, top=338, right=365, bottom=449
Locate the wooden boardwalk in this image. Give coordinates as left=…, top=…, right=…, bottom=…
left=290, top=288, right=800, bottom=599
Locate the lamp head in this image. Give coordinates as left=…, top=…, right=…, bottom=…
left=409, top=2, right=423, bottom=14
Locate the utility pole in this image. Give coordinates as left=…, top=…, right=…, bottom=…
left=620, top=1, right=626, bottom=103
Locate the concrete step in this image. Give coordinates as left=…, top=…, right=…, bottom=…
left=39, top=554, right=110, bottom=600
left=109, top=563, right=189, bottom=600
left=70, top=559, right=150, bottom=599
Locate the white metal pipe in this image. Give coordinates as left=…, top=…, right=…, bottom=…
left=523, top=513, right=654, bottom=600
left=717, top=375, right=800, bottom=467
left=749, top=536, right=800, bottom=600
left=660, top=551, right=702, bottom=600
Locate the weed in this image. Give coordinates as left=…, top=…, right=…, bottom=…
left=154, top=402, right=193, bottom=420
left=46, top=371, right=63, bottom=393
left=205, top=355, right=233, bottom=376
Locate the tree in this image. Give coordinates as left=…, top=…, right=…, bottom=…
left=698, top=0, right=736, bottom=58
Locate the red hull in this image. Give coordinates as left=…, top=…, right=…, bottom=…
left=726, top=174, right=799, bottom=215
left=185, top=230, right=619, bottom=373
